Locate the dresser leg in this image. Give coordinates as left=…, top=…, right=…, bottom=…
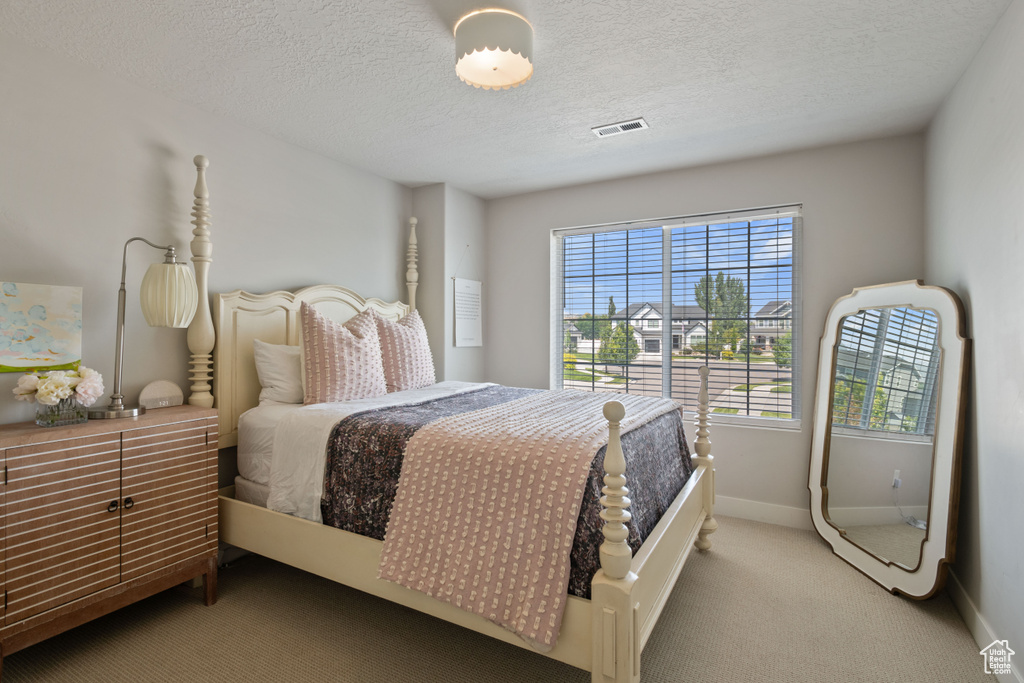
left=204, top=557, right=218, bottom=606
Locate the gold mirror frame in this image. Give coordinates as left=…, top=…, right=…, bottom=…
left=808, top=281, right=969, bottom=598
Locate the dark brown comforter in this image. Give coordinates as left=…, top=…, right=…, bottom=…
left=319, top=385, right=694, bottom=598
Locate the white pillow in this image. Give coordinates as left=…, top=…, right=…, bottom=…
left=253, top=339, right=303, bottom=404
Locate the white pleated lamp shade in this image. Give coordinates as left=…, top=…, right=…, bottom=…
left=455, top=9, right=533, bottom=90
left=140, top=262, right=198, bottom=328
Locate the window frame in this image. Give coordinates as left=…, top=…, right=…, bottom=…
left=550, top=205, right=802, bottom=429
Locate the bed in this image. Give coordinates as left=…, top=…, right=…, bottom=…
left=180, top=156, right=718, bottom=683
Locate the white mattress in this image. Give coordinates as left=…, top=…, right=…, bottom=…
left=234, top=475, right=270, bottom=508
left=237, top=401, right=302, bottom=487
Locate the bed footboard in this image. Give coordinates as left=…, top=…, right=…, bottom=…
left=590, top=365, right=716, bottom=683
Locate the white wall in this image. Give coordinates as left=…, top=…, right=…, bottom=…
left=410, top=184, right=487, bottom=383
left=927, top=0, right=1024, bottom=671
left=0, top=35, right=412, bottom=424
left=827, top=434, right=932, bottom=510
left=442, top=185, right=486, bottom=382
left=485, top=135, right=926, bottom=514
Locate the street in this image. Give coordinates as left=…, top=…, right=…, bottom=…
left=565, top=357, right=794, bottom=417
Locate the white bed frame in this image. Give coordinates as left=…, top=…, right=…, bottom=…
left=181, top=156, right=717, bottom=683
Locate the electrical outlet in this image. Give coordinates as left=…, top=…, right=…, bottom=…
left=893, top=469, right=901, bottom=488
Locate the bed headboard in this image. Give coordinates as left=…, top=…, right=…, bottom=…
left=211, top=286, right=409, bottom=448
left=183, top=155, right=421, bottom=448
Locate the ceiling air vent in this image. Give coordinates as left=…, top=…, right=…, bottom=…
left=591, top=117, right=649, bottom=138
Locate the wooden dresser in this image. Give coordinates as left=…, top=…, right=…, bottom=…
left=0, top=405, right=218, bottom=673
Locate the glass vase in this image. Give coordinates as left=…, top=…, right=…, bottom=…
left=35, top=397, right=89, bottom=428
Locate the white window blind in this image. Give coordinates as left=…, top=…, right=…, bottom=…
left=831, top=306, right=939, bottom=435
left=552, top=206, right=801, bottom=423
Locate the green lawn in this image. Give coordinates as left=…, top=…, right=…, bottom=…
left=563, top=369, right=599, bottom=382
left=563, top=363, right=632, bottom=384
left=713, top=407, right=739, bottom=414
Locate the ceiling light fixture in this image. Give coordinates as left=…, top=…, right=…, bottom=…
left=454, top=8, right=533, bottom=91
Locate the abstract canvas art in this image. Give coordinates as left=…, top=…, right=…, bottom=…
left=0, top=282, right=83, bottom=372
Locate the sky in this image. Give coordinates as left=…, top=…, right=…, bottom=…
left=561, top=217, right=795, bottom=320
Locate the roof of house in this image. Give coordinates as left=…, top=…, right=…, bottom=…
left=684, top=321, right=707, bottom=335
left=753, top=300, right=793, bottom=318
left=614, top=302, right=707, bottom=321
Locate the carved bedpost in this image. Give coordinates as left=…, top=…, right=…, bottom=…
left=591, top=399, right=640, bottom=683
left=693, top=365, right=718, bottom=550
left=406, top=217, right=418, bottom=310
left=599, top=400, right=632, bottom=579
left=187, top=155, right=215, bottom=408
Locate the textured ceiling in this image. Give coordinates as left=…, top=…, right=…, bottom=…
left=0, top=0, right=1012, bottom=198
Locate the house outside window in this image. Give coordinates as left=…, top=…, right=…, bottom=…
left=750, top=301, right=792, bottom=351
left=553, top=206, right=800, bottom=423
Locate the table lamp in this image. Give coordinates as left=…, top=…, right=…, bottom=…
left=88, top=237, right=198, bottom=419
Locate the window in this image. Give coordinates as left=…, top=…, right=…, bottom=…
left=831, top=307, right=938, bottom=435
left=553, top=206, right=800, bottom=421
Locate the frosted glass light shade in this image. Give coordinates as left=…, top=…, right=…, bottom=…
left=140, top=262, right=198, bottom=328
left=455, top=9, right=533, bottom=90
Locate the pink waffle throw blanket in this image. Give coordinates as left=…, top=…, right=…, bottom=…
left=378, top=389, right=680, bottom=650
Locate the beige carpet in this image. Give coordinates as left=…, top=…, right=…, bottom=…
left=4, top=516, right=988, bottom=682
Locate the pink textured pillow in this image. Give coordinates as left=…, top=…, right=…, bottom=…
left=376, top=309, right=436, bottom=392
left=300, top=303, right=387, bottom=404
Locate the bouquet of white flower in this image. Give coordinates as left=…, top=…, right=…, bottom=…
left=13, top=366, right=105, bottom=407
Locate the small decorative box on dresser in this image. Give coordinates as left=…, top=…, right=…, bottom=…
left=0, top=405, right=218, bottom=674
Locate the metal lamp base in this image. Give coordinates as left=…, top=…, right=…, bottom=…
left=87, top=405, right=146, bottom=419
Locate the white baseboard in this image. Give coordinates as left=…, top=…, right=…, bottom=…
left=947, top=570, right=1023, bottom=683
left=715, top=496, right=814, bottom=530
left=715, top=496, right=932, bottom=532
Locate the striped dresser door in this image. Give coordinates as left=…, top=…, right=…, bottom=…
left=120, top=419, right=217, bottom=583
left=4, top=433, right=123, bottom=625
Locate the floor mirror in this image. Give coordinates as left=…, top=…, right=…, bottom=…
left=808, top=280, right=969, bottom=598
